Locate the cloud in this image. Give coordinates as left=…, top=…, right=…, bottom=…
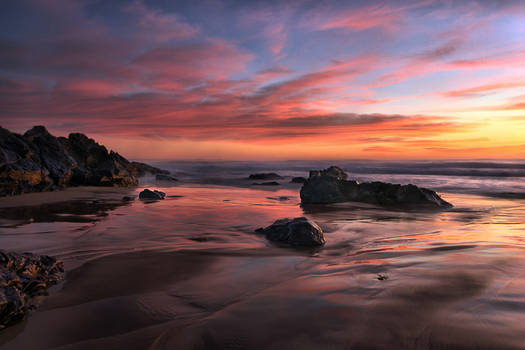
left=440, top=82, right=525, bottom=98
left=124, top=1, right=198, bottom=42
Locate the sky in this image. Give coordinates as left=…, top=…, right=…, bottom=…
left=1, top=0, right=525, bottom=160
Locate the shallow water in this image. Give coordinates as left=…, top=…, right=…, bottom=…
left=1, top=162, right=525, bottom=349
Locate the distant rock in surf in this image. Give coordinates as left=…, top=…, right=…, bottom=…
left=251, top=181, right=280, bottom=186
left=0, top=250, right=64, bottom=329
left=139, top=189, right=166, bottom=200
left=300, top=166, right=452, bottom=209
left=266, top=196, right=291, bottom=201
left=156, top=174, right=178, bottom=182
left=248, top=173, right=283, bottom=180
left=290, top=176, right=307, bottom=184
left=122, top=196, right=135, bottom=201
left=0, top=126, right=168, bottom=196
left=255, top=217, right=325, bottom=247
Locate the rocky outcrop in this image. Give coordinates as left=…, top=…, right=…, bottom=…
left=156, top=174, right=178, bottom=182
left=0, top=250, right=64, bottom=329
left=300, top=166, right=452, bottom=209
left=139, top=189, right=166, bottom=200
left=0, top=126, right=167, bottom=196
left=255, top=217, right=325, bottom=247
left=127, top=162, right=169, bottom=178
left=248, top=173, right=282, bottom=180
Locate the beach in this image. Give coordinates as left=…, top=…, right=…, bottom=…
left=1, top=161, right=525, bottom=349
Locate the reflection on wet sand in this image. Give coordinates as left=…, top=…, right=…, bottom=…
left=0, top=186, right=525, bottom=349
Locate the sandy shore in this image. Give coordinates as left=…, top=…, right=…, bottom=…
left=0, top=186, right=137, bottom=208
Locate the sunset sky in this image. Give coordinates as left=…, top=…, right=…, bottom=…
left=1, top=0, right=524, bottom=160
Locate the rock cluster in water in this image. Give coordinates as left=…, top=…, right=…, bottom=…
left=139, top=189, right=166, bottom=200
left=0, top=250, right=64, bottom=329
left=248, top=173, right=283, bottom=180
left=300, top=166, right=452, bottom=209
left=255, top=217, right=325, bottom=246
left=0, top=126, right=168, bottom=196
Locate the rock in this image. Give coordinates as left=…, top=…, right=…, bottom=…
left=266, top=196, right=291, bottom=201
left=300, top=166, right=452, bottom=209
left=308, top=165, right=348, bottom=180
left=251, top=181, right=280, bottom=186
left=255, top=217, right=325, bottom=247
left=0, top=250, right=64, bottom=329
left=139, top=189, right=166, bottom=200
left=248, top=173, right=283, bottom=180
left=122, top=196, right=135, bottom=201
left=126, top=162, right=169, bottom=178
left=156, top=174, right=178, bottom=182
left=290, top=176, right=307, bottom=184
left=0, top=126, right=168, bottom=196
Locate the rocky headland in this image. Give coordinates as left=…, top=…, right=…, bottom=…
left=0, top=126, right=167, bottom=196
left=300, top=166, right=452, bottom=209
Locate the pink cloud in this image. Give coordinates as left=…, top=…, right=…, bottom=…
left=124, top=1, right=198, bottom=42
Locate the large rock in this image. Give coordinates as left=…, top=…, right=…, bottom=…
left=139, top=189, right=166, bottom=200
left=300, top=166, right=452, bottom=209
left=248, top=173, right=282, bottom=180
left=255, top=217, right=325, bottom=247
left=0, top=126, right=167, bottom=196
left=0, top=250, right=64, bottom=329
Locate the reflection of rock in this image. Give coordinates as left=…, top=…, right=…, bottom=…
left=139, top=189, right=166, bottom=200
left=290, top=177, right=307, bottom=184
left=0, top=250, right=64, bottom=329
left=0, top=199, right=130, bottom=226
left=300, top=166, right=452, bottom=209
left=252, top=182, right=280, bottom=186
left=248, top=173, right=282, bottom=180
left=156, top=174, right=178, bottom=182
left=255, top=217, right=325, bottom=246
left=0, top=126, right=167, bottom=196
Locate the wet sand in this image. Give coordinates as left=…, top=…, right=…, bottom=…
left=0, top=187, right=135, bottom=208
left=1, top=182, right=525, bottom=349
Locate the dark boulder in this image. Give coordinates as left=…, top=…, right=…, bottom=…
left=266, top=196, right=291, bottom=201
left=156, top=174, right=178, bottom=182
left=248, top=173, right=283, bottom=180
left=255, top=217, right=325, bottom=247
left=290, top=177, right=307, bottom=184
left=308, top=165, right=348, bottom=180
left=252, top=181, right=280, bottom=186
left=0, top=126, right=168, bottom=196
left=139, top=189, right=166, bottom=200
left=0, top=250, right=64, bottom=329
left=300, top=166, right=452, bottom=209
left=122, top=196, right=135, bottom=201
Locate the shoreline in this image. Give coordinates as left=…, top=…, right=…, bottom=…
left=0, top=186, right=136, bottom=208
